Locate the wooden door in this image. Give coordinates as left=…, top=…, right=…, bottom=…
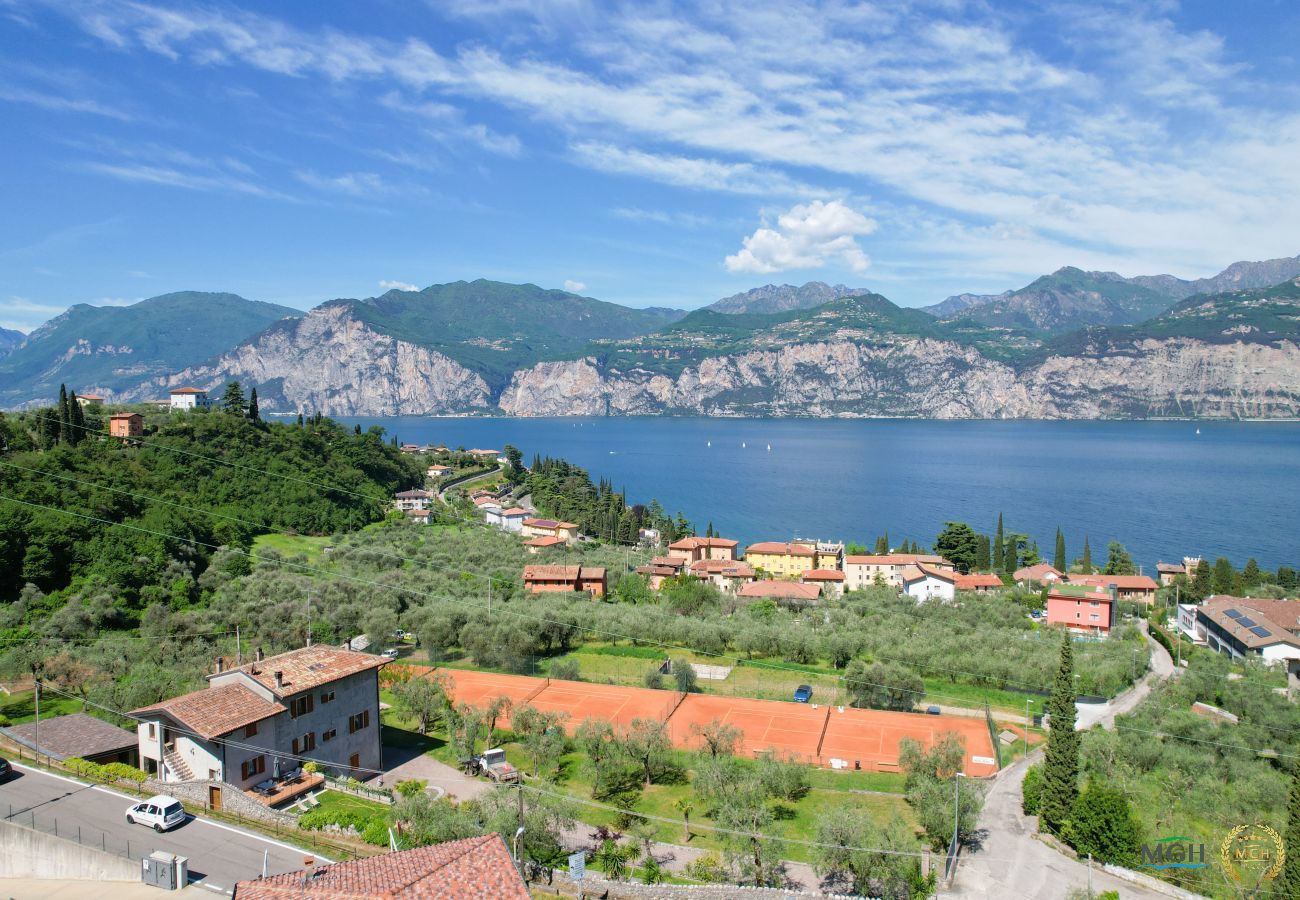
left=349, top=753, right=360, bottom=771
left=208, top=785, right=222, bottom=811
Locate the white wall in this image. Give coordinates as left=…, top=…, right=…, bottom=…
left=904, top=577, right=954, bottom=603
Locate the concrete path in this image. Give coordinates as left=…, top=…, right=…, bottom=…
left=1, top=764, right=322, bottom=897
left=379, top=745, right=489, bottom=802
left=948, top=626, right=1178, bottom=899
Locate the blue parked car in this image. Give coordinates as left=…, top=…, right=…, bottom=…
left=793, top=684, right=813, bottom=703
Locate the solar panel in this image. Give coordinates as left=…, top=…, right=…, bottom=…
left=1224, top=608, right=1242, bottom=619
left=1250, top=626, right=1273, bottom=638
left=1237, top=617, right=1257, bottom=628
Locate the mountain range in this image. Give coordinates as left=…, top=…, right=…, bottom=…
left=3, top=254, right=1299, bottom=419
left=0, top=327, right=23, bottom=359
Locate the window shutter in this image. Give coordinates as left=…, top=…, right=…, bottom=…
left=364, top=710, right=370, bottom=728
left=292, top=737, right=300, bottom=755
left=307, top=695, right=314, bottom=713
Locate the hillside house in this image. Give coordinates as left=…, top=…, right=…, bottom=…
left=405, top=508, right=432, bottom=525
left=76, top=393, right=104, bottom=407
left=843, top=554, right=955, bottom=590
left=1068, top=573, right=1159, bottom=605
left=168, top=387, right=211, bottom=410
left=691, top=558, right=758, bottom=592
left=2, top=713, right=136, bottom=767
left=955, top=573, right=1005, bottom=592
left=109, top=412, right=143, bottom=440
left=900, top=563, right=957, bottom=602
left=1046, top=585, right=1115, bottom=636
left=521, top=517, right=579, bottom=543
left=493, top=506, right=527, bottom=532
left=743, top=541, right=817, bottom=578
left=1013, top=563, right=1063, bottom=586
left=394, top=489, right=432, bottom=512
left=522, top=565, right=607, bottom=598
left=737, top=580, right=822, bottom=606
left=427, top=465, right=453, bottom=479
left=1157, top=557, right=1201, bottom=586
left=635, top=556, right=688, bottom=590
left=132, top=646, right=386, bottom=799
left=1192, top=596, right=1300, bottom=664
left=638, top=527, right=662, bottom=546
left=523, top=535, right=565, bottom=553
left=666, top=536, right=738, bottom=563
left=801, top=569, right=846, bottom=597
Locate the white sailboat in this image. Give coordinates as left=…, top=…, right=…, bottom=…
left=742, top=442, right=747, bottom=448
left=766, top=443, right=771, bottom=451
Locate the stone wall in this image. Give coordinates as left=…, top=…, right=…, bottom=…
left=0, top=819, right=139, bottom=881
left=143, top=778, right=296, bottom=826
left=533, top=869, right=853, bottom=899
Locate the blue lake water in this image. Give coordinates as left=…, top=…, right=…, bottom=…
left=336, top=417, right=1300, bottom=572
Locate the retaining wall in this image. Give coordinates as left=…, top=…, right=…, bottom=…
left=0, top=819, right=138, bottom=881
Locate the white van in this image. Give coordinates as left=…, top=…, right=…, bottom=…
left=126, top=795, right=186, bottom=832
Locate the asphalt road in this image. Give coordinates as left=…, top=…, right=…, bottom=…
left=1, top=763, right=323, bottom=896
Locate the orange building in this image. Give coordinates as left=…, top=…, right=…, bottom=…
left=108, top=412, right=143, bottom=440
left=666, top=536, right=738, bottom=563
left=522, top=565, right=607, bottom=597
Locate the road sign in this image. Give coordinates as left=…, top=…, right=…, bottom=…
left=569, top=851, right=586, bottom=881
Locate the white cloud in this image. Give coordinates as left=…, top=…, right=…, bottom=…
left=83, top=162, right=291, bottom=200
left=295, top=170, right=390, bottom=197
left=0, top=84, right=132, bottom=120
left=725, top=200, right=876, bottom=274
left=562, top=279, right=586, bottom=293
left=573, top=142, right=822, bottom=196
left=378, top=279, right=419, bottom=292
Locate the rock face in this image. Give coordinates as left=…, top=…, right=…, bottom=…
left=119, top=305, right=492, bottom=415
left=705, top=282, right=870, bottom=315
left=500, top=337, right=1300, bottom=419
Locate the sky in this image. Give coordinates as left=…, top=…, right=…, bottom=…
left=2, top=0, right=1300, bottom=332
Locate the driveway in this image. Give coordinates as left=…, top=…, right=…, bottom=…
left=380, top=741, right=489, bottom=802
left=1, top=764, right=322, bottom=896
left=948, top=627, right=1177, bottom=899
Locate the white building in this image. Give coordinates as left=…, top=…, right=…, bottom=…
left=900, top=563, right=956, bottom=602
left=168, top=387, right=211, bottom=410
left=394, top=489, right=432, bottom=511
left=1194, top=597, right=1300, bottom=665
left=843, top=554, right=955, bottom=590
left=132, top=646, right=387, bottom=792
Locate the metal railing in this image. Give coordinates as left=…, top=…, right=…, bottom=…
left=4, top=802, right=143, bottom=863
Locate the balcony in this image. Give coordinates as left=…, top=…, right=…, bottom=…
left=244, top=772, right=324, bottom=807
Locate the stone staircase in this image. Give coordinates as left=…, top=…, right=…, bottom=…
left=163, top=747, right=194, bottom=781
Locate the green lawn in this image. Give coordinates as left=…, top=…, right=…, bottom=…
left=0, top=690, right=85, bottom=725
left=311, top=790, right=390, bottom=818
left=252, top=532, right=336, bottom=564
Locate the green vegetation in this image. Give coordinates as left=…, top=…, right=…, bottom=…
left=0, top=292, right=295, bottom=408
left=948, top=267, right=1174, bottom=335
left=526, top=456, right=688, bottom=543
left=1038, top=636, right=1079, bottom=836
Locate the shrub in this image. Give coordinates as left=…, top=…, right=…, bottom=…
left=673, top=661, right=698, bottom=694
left=550, top=659, right=581, bottom=682
left=298, top=808, right=374, bottom=832
left=685, top=852, right=730, bottom=883
left=361, top=817, right=392, bottom=846
left=1021, top=764, right=1043, bottom=816
left=1067, top=782, right=1140, bottom=866
left=65, top=757, right=106, bottom=781
left=103, top=762, right=147, bottom=784
left=395, top=779, right=427, bottom=798
left=642, top=669, right=664, bottom=690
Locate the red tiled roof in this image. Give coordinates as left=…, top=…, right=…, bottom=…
left=232, top=833, right=528, bottom=900
left=500, top=507, right=528, bottom=516
left=737, top=580, right=822, bottom=601
left=77, top=394, right=105, bottom=401
left=1014, top=563, right=1063, bottom=581
left=1199, top=596, right=1300, bottom=650
left=221, top=646, right=388, bottom=697
left=109, top=412, right=141, bottom=420
left=845, top=554, right=953, bottom=567
left=523, top=535, right=564, bottom=547
left=168, top=387, right=206, bottom=394
left=523, top=565, right=606, bottom=581
left=955, top=573, right=1005, bottom=590
left=690, top=559, right=756, bottom=577
left=901, top=562, right=956, bottom=583
left=637, top=565, right=679, bottom=577
left=405, top=509, right=431, bottom=518
left=1156, top=562, right=1186, bottom=574
left=667, top=536, right=738, bottom=550
left=745, top=542, right=815, bottom=557
left=650, top=556, right=687, bottom=568
left=396, top=489, right=431, bottom=499
left=2, top=713, right=135, bottom=761
left=132, top=684, right=286, bottom=740
left=1069, top=574, right=1159, bottom=591
left=801, top=569, right=846, bottom=581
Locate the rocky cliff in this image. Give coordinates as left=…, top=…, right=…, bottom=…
left=119, top=304, right=493, bottom=415
left=499, top=337, right=1300, bottom=419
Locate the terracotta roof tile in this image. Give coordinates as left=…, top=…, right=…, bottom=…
left=955, top=573, right=1005, bottom=590
left=232, top=833, right=528, bottom=899
left=737, top=580, right=822, bottom=600
left=667, top=536, right=738, bottom=550
left=801, top=569, right=846, bottom=581
left=222, top=646, right=388, bottom=697
left=745, top=542, right=815, bottom=557
left=1013, top=563, right=1063, bottom=581
left=845, top=554, right=953, bottom=567
left=523, top=535, right=564, bottom=547
left=132, top=683, right=286, bottom=740
left=1069, top=574, right=1158, bottom=591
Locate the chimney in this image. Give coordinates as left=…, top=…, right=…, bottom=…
left=255, top=647, right=264, bottom=662
left=215, top=656, right=225, bottom=674
left=300, top=857, right=316, bottom=886
left=274, top=670, right=284, bottom=689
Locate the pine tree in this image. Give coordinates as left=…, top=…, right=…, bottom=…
left=1188, top=559, right=1212, bottom=601
left=1053, top=528, right=1066, bottom=573
left=1039, top=635, right=1079, bottom=836
left=1080, top=537, right=1092, bottom=574
left=248, top=387, right=260, bottom=421
left=994, top=513, right=1004, bottom=573
left=975, top=534, right=991, bottom=572
left=1242, top=558, right=1261, bottom=588
left=1278, top=764, right=1300, bottom=897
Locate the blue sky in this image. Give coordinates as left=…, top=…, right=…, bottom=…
left=2, top=0, right=1299, bottom=332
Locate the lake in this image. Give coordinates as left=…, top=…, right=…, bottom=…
left=335, top=417, right=1300, bottom=572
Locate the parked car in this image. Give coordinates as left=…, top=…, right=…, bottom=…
left=793, top=684, right=813, bottom=703
left=926, top=706, right=941, bottom=715
left=0, top=756, right=12, bottom=781
left=475, top=748, right=519, bottom=783
left=381, top=648, right=400, bottom=658
left=126, top=796, right=186, bottom=832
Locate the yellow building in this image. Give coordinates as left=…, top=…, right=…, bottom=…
left=743, top=542, right=818, bottom=578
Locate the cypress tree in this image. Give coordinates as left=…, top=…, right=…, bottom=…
left=57, top=384, right=69, bottom=444
left=1039, top=635, right=1079, bottom=836
left=1278, top=763, right=1300, bottom=897
left=975, top=534, right=991, bottom=572
left=67, top=391, right=85, bottom=446
left=1053, top=528, right=1066, bottom=573
left=994, top=513, right=1004, bottom=572
left=1080, top=537, right=1092, bottom=574
left=248, top=387, right=260, bottom=421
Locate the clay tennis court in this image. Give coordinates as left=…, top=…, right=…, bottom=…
left=819, top=705, right=998, bottom=777
left=427, top=667, right=998, bottom=775
left=670, top=693, right=829, bottom=762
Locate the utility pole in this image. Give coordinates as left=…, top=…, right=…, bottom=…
left=33, top=672, right=40, bottom=767
left=1025, top=699, right=1031, bottom=757
left=488, top=577, right=492, bottom=621
left=305, top=591, right=312, bottom=647
left=236, top=624, right=242, bottom=666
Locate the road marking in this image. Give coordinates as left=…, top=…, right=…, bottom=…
left=10, top=762, right=329, bottom=862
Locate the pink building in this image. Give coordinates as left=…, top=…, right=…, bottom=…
left=1046, top=587, right=1115, bottom=636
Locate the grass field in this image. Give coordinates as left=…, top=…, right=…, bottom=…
left=311, top=790, right=390, bottom=818
left=0, top=690, right=84, bottom=724
left=252, top=532, right=336, bottom=564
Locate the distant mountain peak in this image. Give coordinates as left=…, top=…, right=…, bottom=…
left=705, top=281, right=870, bottom=315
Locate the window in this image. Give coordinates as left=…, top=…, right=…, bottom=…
left=320, top=690, right=335, bottom=704
left=1090, top=614, right=1100, bottom=621
left=1090, top=600, right=1100, bottom=607
left=322, top=728, right=337, bottom=743
left=240, top=755, right=266, bottom=780
left=148, top=723, right=156, bottom=740
left=289, top=695, right=314, bottom=719
left=291, top=733, right=316, bottom=754
left=244, top=722, right=258, bottom=738
left=348, top=710, right=371, bottom=734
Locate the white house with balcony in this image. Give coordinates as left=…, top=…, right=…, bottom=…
left=168, top=387, right=211, bottom=410
left=132, top=645, right=387, bottom=801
